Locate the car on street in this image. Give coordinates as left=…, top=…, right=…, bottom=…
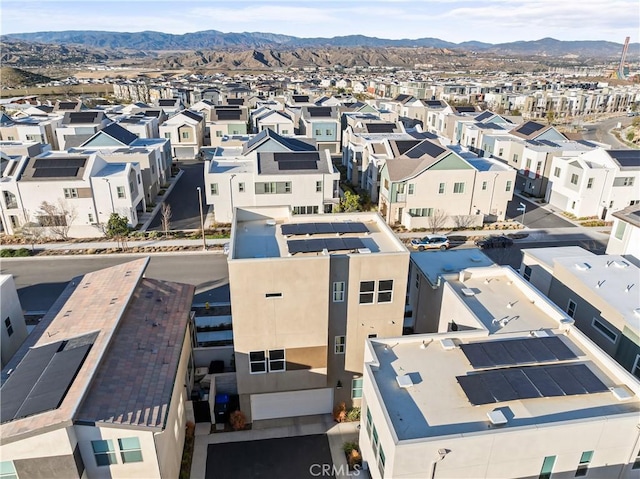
left=475, top=235, right=514, bottom=249
left=410, top=235, right=450, bottom=251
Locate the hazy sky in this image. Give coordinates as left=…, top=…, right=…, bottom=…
left=2, top=0, right=638, bottom=44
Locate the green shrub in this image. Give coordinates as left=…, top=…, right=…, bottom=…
left=346, top=407, right=361, bottom=422
left=14, top=248, right=31, bottom=257
left=0, top=249, right=15, bottom=257
left=343, top=441, right=359, bottom=454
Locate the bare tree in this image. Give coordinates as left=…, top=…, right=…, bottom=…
left=17, top=212, right=45, bottom=251
left=160, top=202, right=172, bottom=237
left=453, top=215, right=476, bottom=230
left=38, top=200, right=77, bottom=240
left=427, top=209, right=449, bottom=234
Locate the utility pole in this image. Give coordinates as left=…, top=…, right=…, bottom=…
left=196, top=187, right=206, bottom=251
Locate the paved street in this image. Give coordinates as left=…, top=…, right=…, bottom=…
left=148, top=160, right=206, bottom=231
left=581, top=116, right=633, bottom=148
left=505, top=194, right=575, bottom=229
left=1, top=254, right=230, bottom=312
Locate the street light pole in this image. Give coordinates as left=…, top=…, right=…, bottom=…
left=517, top=202, right=527, bottom=226
left=196, top=187, right=206, bottom=251
left=103, top=178, right=115, bottom=214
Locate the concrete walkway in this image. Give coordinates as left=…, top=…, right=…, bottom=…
left=190, top=415, right=360, bottom=479
left=1, top=237, right=229, bottom=251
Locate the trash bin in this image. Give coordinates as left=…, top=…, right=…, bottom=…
left=214, top=394, right=230, bottom=424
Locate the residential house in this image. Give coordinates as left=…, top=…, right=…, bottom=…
left=0, top=113, right=63, bottom=149
left=156, top=98, right=183, bottom=116
left=0, top=275, right=28, bottom=368
left=204, top=129, right=339, bottom=222
left=115, top=113, right=160, bottom=139
left=606, top=204, right=640, bottom=257
left=252, top=110, right=295, bottom=136
left=159, top=110, right=205, bottom=159
left=0, top=140, right=48, bottom=159
left=55, top=111, right=110, bottom=150
left=0, top=258, right=195, bottom=479
left=520, top=246, right=640, bottom=378
left=227, top=206, right=409, bottom=423
left=298, top=106, right=341, bottom=155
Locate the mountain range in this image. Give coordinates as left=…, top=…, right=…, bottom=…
left=3, top=30, right=637, bottom=58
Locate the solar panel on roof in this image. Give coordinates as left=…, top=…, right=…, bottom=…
left=308, top=107, right=332, bottom=117
left=68, top=112, right=100, bottom=124
left=278, top=160, right=318, bottom=171
left=461, top=337, right=577, bottom=369
left=227, top=98, right=245, bottom=105
left=456, top=364, right=607, bottom=405
left=516, top=121, right=545, bottom=136
left=405, top=140, right=446, bottom=159
left=281, top=222, right=369, bottom=236
left=281, top=224, right=298, bottom=236
left=394, top=140, right=421, bottom=155
left=314, top=223, right=335, bottom=234
left=342, top=237, right=365, bottom=249
left=475, top=111, right=493, bottom=122
left=34, top=158, right=86, bottom=169
left=608, top=150, right=640, bottom=168
left=538, top=139, right=560, bottom=148
left=365, top=123, right=396, bottom=134
left=286, top=237, right=366, bottom=254
left=216, top=110, right=242, bottom=120
left=287, top=240, right=308, bottom=254
left=32, top=167, right=79, bottom=178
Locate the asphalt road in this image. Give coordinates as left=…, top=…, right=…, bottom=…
left=581, top=116, right=633, bottom=148
left=148, top=160, right=206, bottom=231
left=505, top=195, right=575, bottom=229
left=1, top=254, right=230, bottom=312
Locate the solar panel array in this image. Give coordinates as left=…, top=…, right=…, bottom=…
left=366, top=123, right=396, bottom=134
left=287, top=237, right=365, bottom=254
left=308, top=107, right=333, bottom=118
left=538, top=139, right=561, bottom=148
left=456, top=363, right=608, bottom=405
left=475, top=111, right=494, bottom=122
left=68, top=112, right=101, bottom=124
left=292, top=95, right=310, bottom=102
left=58, top=101, right=78, bottom=110
left=274, top=152, right=319, bottom=171
left=393, top=140, right=421, bottom=155
left=608, top=150, right=640, bottom=168
left=455, top=106, right=476, bottom=113
left=227, top=98, right=245, bottom=105
left=1, top=336, right=95, bottom=423
left=216, top=109, right=242, bottom=120
left=34, top=158, right=86, bottom=169
left=460, top=337, right=577, bottom=369
left=405, top=140, right=446, bottom=159
left=517, top=121, right=545, bottom=136
left=281, top=222, right=369, bottom=236
left=425, top=100, right=444, bottom=107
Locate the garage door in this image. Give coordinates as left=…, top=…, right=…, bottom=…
left=251, top=388, right=333, bottom=421
left=174, top=146, right=194, bottom=159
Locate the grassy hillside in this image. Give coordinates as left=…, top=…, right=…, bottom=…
left=1, top=66, right=55, bottom=88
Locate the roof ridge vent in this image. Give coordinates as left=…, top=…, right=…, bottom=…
left=396, top=374, right=413, bottom=389
left=613, top=260, right=629, bottom=268
left=487, top=409, right=508, bottom=426
left=575, top=262, right=591, bottom=271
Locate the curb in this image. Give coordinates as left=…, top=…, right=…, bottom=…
left=0, top=250, right=226, bottom=260
left=140, top=169, right=184, bottom=232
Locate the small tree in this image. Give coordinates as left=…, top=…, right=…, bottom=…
left=105, top=213, right=130, bottom=250
left=160, top=202, right=172, bottom=237
left=38, top=200, right=77, bottom=240
left=17, top=217, right=44, bottom=251
left=546, top=109, right=555, bottom=125
left=427, top=209, right=449, bottom=234
left=229, top=410, right=246, bottom=431
left=339, top=191, right=361, bottom=212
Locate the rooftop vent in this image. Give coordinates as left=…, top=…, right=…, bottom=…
left=611, top=386, right=634, bottom=401
left=266, top=219, right=276, bottom=226
left=470, top=256, right=484, bottom=263
left=396, top=374, right=413, bottom=389
left=440, top=338, right=456, bottom=350
left=442, top=264, right=455, bottom=272
left=487, top=409, right=508, bottom=426
left=530, top=330, right=551, bottom=338
left=575, top=263, right=591, bottom=271
left=634, top=308, right=640, bottom=317
left=613, top=260, right=629, bottom=269
left=461, top=288, right=475, bottom=297
left=358, top=248, right=371, bottom=254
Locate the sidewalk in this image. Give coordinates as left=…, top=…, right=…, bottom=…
left=1, top=237, right=228, bottom=251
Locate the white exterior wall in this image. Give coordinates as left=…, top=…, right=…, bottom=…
left=1, top=427, right=77, bottom=461
left=547, top=158, right=609, bottom=218
left=606, top=217, right=640, bottom=256
left=472, top=169, right=517, bottom=220
left=0, top=275, right=28, bottom=368
left=75, top=426, right=160, bottom=479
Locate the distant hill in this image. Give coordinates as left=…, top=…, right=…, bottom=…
left=0, top=66, right=55, bottom=87
left=3, top=30, right=637, bottom=59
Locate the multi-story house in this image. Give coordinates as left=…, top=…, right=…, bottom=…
left=55, top=111, right=110, bottom=150
left=204, top=129, right=340, bottom=222
left=115, top=113, right=160, bottom=139
left=298, top=106, right=341, bottom=155
left=159, top=109, right=204, bottom=159
left=192, top=102, right=249, bottom=146
left=378, top=140, right=515, bottom=228
left=0, top=258, right=195, bottom=479
left=0, top=113, right=63, bottom=149
left=0, top=275, right=28, bottom=368
left=227, top=206, right=409, bottom=423
left=548, top=149, right=640, bottom=220
left=606, top=204, right=640, bottom=257
left=0, top=151, right=144, bottom=237
left=252, top=110, right=295, bottom=136
left=520, top=246, right=640, bottom=379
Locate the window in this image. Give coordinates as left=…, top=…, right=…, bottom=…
left=377, top=280, right=393, bottom=303
left=378, top=446, right=386, bottom=477
left=525, top=158, right=532, bottom=170
left=2, top=191, right=17, bottom=209
left=512, top=153, right=519, bottom=163
left=571, top=201, right=576, bottom=209
left=632, top=354, right=640, bottom=380
left=5, top=318, right=13, bottom=337
left=164, top=132, right=171, bottom=139
left=0, top=461, right=18, bottom=479
left=63, top=188, right=78, bottom=199
left=284, top=182, right=291, bottom=193
left=613, top=177, right=635, bottom=187
left=359, top=281, right=375, bottom=304
left=570, top=173, right=579, bottom=185
left=181, top=131, right=189, bottom=139
left=333, top=281, right=345, bottom=302
left=408, top=184, right=415, bottom=195
left=116, top=186, right=126, bottom=199
left=371, top=424, right=379, bottom=457
left=586, top=178, right=594, bottom=189
left=316, top=181, right=322, bottom=193
left=567, top=299, right=577, bottom=318
left=553, top=167, right=561, bottom=177
left=249, top=351, right=267, bottom=374
left=438, top=182, right=445, bottom=194
left=118, top=437, right=143, bottom=464
left=335, top=336, right=346, bottom=354
left=506, top=180, right=512, bottom=192
left=383, top=179, right=389, bottom=190
left=315, top=129, right=321, bottom=136
left=352, top=378, right=363, bottom=399
left=368, top=333, right=377, bottom=339
left=614, top=221, right=627, bottom=240
left=92, top=439, right=117, bottom=466
left=256, top=182, right=291, bottom=194
left=293, top=206, right=319, bottom=214
left=210, top=183, right=218, bottom=195
left=539, top=455, right=556, bottom=479
left=365, top=407, right=372, bottom=438
left=281, top=129, right=289, bottom=135
left=482, top=181, right=488, bottom=191
left=409, top=208, right=433, bottom=217
left=592, top=318, right=618, bottom=343
left=498, top=148, right=504, bottom=157
left=265, top=293, right=282, bottom=298
left=575, top=451, right=593, bottom=477
left=453, top=182, right=465, bottom=194
left=216, top=131, right=223, bottom=137
left=325, top=129, right=332, bottom=135
left=238, top=182, right=245, bottom=193
left=88, top=213, right=94, bottom=223
left=633, top=448, right=640, bottom=469
left=268, top=349, right=285, bottom=372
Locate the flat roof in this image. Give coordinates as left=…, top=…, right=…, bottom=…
left=369, top=332, right=640, bottom=441
left=231, top=207, right=407, bottom=260
left=411, top=249, right=494, bottom=286
left=521, top=246, right=595, bottom=271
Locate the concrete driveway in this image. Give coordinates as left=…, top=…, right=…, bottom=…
left=148, top=160, right=205, bottom=230
left=205, top=434, right=335, bottom=479
left=505, top=195, right=575, bottom=229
